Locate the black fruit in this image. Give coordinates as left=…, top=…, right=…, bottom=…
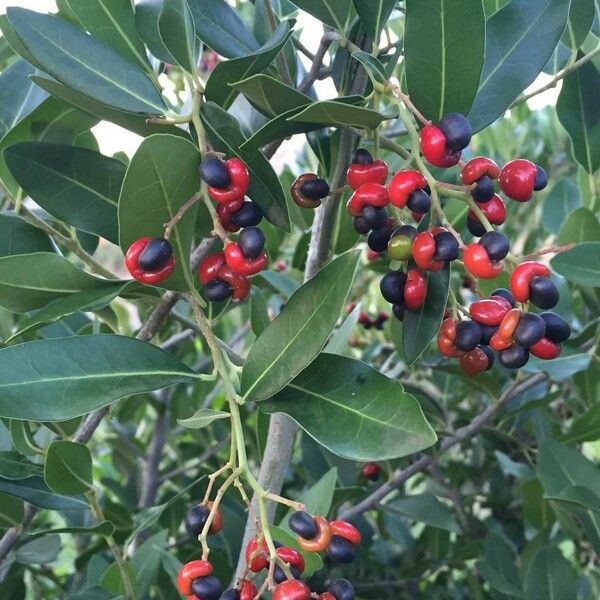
left=220, top=591, right=239, bottom=600
left=467, top=215, right=486, bottom=237
left=204, top=279, right=232, bottom=303
left=455, top=320, right=482, bottom=352
left=273, top=565, right=301, bottom=584
left=480, top=345, right=495, bottom=370
left=407, top=189, right=431, bottom=213
left=499, top=344, right=530, bottom=369
left=480, top=324, right=498, bottom=345
left=328, top=578, right=355, bottom=600
left=438, top=113, right=472, bottom=150
left=392, top=304, right=405, bottom=321
left=200, top=157, right=230, bottom=189
left=491, top=288, right=516, bottom=307
left=185, top=504, right=210, bottom=538
left=289, top=511, right=318, bottom=539
left=434, top=231, right=459, bottom=262
left=327, top=536, right=355, bottom=563
left=238, top=227, right=265, bottom=259
left=367, top=226, right=393, bottom=252
left=353, top=216, right=370, bottom=235
left=540, top=312, right=571, bottom=343
left=479, top=231, right=509, bottom=261
left=529, top=276, right=559, bottom=309
left=533, top=165, right=548, bottom=191
left=300, top=177, right=330, bottom=200
left=472, top=175, right=495, bottom=203
left=230, top=202, right=263, bottom=228
left=191, top=576, right=223, bottom=600
left=514, top=313, right=546, bottom=347
left=353, top=148, right=373, bottom=165
left=380, top=271, right=407, bottom=304
left=392, top=224, right=418, bottom=240
left=138, top=238, right=173, bottom=271
left=362, top=205, right=388, bottom=230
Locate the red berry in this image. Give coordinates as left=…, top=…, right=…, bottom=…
left=509, top=261, right=551, bottom=303
left=216, top=197, right=244, bottom=232
left=499, top=159, right=540, bottom=202
left=273, top=580, right=311, bottom=600
left=463, top=244, right=504, bottom=279
left=437, top=318, right=464, bottom=358
left=207, top=158, right=249, bottom=203
left=404, top=268, right=427, bottom=311
left=467, top=194, right=507, bottom=228
left=420, top=124, right=461, bottom=168
left=412, top=231, right=445, bottom=272
left=240, top=580, right=258, bottom=600
left=530, top=337, right=561, bottom=360
left=318, top=594, right=337, bottom=600
left=362, top=462, right=381, bottom=481
left=346, top=182, right=389, bottom=216
left=125, top=237, right=175, bottom=285
left=347, top=151, right=388, bottom=189
left=461, top=157, right=500, bottom=185
left=329, top=521, right=361, bottom=545
left=177, top=560, right=213, bottom=596
left=224, top=242, right=268, bottom=277
left=388, top=170, right=428, bottom=208
left=297, top=515, right=331, bottom=553
left=198, top=252, right=226, bottom=284
left=469, top=298, right=511, bottom=326
left=459, top=347, right=491, bottom=375
left=277, top=546, right=305, bottom=573
left=245, top=538, right=269, bottom=572
left=216, top=265, right=250, bottom=302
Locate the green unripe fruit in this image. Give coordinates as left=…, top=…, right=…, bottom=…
left=387, top=235, right=413, bottom=260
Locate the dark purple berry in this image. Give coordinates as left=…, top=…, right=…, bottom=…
left=491, top=288, right=516, bottom=307
left=533, top=165, right=548, bottom=191
left=480, top=345, right=495, bottom=370
left=289, top=511, right=317, bottom=539
left=514, top=313, right=546, bottom=348
left=238, top=227, right=265, bottom=259
left=467, top=215, right=486, bottom=237
left=380, top=271, right=407, bottom=305
left=392, top=304, right=405, bottom=321
left=438, top=113, right=472, bottom=151
left=200, top=157, right=230, bottom=189
left=499, top=344, right=530, bottom=369
left=328, top=578, right=355, bottom=600
left=138, top=238, right=173, bottom=271
left=300, top=178, right=330, bottom=200
left=529, top=277, right=559, bottom=309
left=540, top=312, right=571, bottom=343
left=204, top=279, right=232, bottom=303
left=191, top=576, right=223, bottom=600
left=472, top=175, right=495, bottom=203
left=362, top=205, right=387, bottom=230
left=434, top=231, right=459, bottom=262
left=455, top=320, right=482, bottom=352
left=367, top=225, right=393, bottom=252
left=353, top=149, right=373, bottom=165
left=327, top=535, right=355, bottom=563
left=407, top=189, right=431, bottom=213
left=480, top=325, right=498, bottom=345
left=185, top=504, right=210, bottom=538
left=230, top=202, right=263, bottom=227
left=479, top=231, right=509, bottom=261
left=353, top=216, right=370, bottom=235
left=392, top=224, right=417, bottom=240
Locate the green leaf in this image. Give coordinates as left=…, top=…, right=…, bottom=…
left=353, top=0, right=396, bottom=41
left=0, top=334, right=196, bottom=421
left=558, top=208, right=600, bottom=244
left=0, top=476, right=88, bottom=510
left=468, top=0, right=571, bottom=132
left=291, top=0, right=353, bottom=31
left=560, top=403, right=600, bottom=444
left=551, top=242, right=600, bottom=286
left=15, top=534, right=61, bottom=564
left=387, top=494, right=460, bottom=532
left=176, top=408, right=230, bottom=429
left=562, top=0, right=596, bottom=49
left=541, top=179, right=581, bottom=234
left=158, top=0, right=197, bottom=74
left=0, top=492, right=24, bottom=527
left=405, top=0, right=485, bottom=121
left=200, top=101, right=289, bottom=230
left=402, top=265, right=450, bottom=365
left=24, top=520, right=115, bottom=542
left=118, top=134, right=201, bottom=292
left=0, top=59, right=48, bottom=141
left=134, top=0, right=176, bottom=64
left=0, top=452, right=42, bottom=480
left=0, top=253, right=114, bottom=313
left=524, top=351, right=592, bottom=382
left=0, top=213, right=53, bottom=257
left=477, top=531, right=524, bottom=597
left=545, top=485, right=600, bottom=513
left=45, top=440, right=92, bottom=495
left=4, top=142, right=125, bottom=244
left=242, top=251, right=360, bottom=402
left=351, top=50, right=388, bottom=86
left=288, top=100, right=396, bottom=130
left=556, top=57, right=600, bottom=174
left=187, top=0, right=260, bottom=59
left=260, top=353, right=436, bottom=460
left=6, top=8, right=166, bottom=115
left=63, top=0, right=151, bottom=74
left=205, top=20, right=294, bottom=109
left=524, top=547, right=577, bottom=600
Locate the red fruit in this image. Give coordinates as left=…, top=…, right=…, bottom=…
left=207, top=158, right=249, bottom=203
left=291, top=173, right=326, bottom=209
left=404, top=268, right=427, bottom=310
left=463, top=244, right=504, bottom=279
left=329, top=521, right=361, bottom=545
left=530, top=338, right=561, bottom=360
left=224, top=242, right=268, bottom=276
left=388, top=170, right=428, bottom=208
left=347, top=159, right=388, bottom=190
left=216, top=197, right=244, bottom=232
left=467, top=194, right=507, bottom=226
left=412, top=231, right=444, bottom=271
left=198, top=252, right=227, bottom=285
left=460, top=157, right=500, bottom=185
left=459, top=347, right=490, bottom=375
left=499, top=159, right=538, bottom=202
left=297, top=515, right=331, bottom=553
left=420, top=124, right=461, bottom=168
left=177, top=560, right=213, bottom=595
left=490, top=331, right=513, bottom=351
left=318, top=594, right=337, bottom=600
left=366, top=248, right=383, bottom=261
left=498, top=308, right=521, bottom=340
left=412, top=211, right=425, bottom=223
left=125, top=237, right=175, bottom=285
left=469, top=298, right=510, bottom=326
left=273, top=580, right=311, bottom=600
left=346, top=183, right=389, bottom=216
left=362, top=462, right=381, bottom=481
left=277, top=546, right=305, bottom=573
left=245, top=538, right=269, bottom=572
left=240, top=580, right=258, bottom=600
left=217, top=265, right=250, bottom=302
left=205, top=501, right=223, bottom=534
left=437, top=318, right=464, bottom=358
left=509, top=261, right=551, bottom=303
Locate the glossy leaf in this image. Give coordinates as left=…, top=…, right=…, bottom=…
left=476, top=531, right=523, bottom=596
left=242, top=250, right=360, bottom=402
left=288, top=100, right=397, bottom=130
left=118, top=134, right=201, bottom=293
left=551, top=242, right=600, bottom=286
left=0, top=476, right=87, bottom=510
left=0, top=335, right=196, bottom=421
left=260, top=353, right=436, bottom=460
left=6, top=8, right=167, bottom=115
left=562, top=0, right=596, bottom=49
left=541, top=179, right=581, bottom=234
left=468, top=0, right=571, bottom=132
left=524, top=547, right=577, bottom=599
left=4, top=142, right=125, bottom=244
left=15, top=534, right=61, bottom=564
left=403, top=265, right=450, bottom=365
left=158, top=0, right=197, bottom=74
left=556, top=57, right=600, bottom=174
left=351, top=50, right=388, bottom=86
left=405, top=0, right=485, bottom=121
left=200, top=102, right=289, bottom=229
left=0, top=452, right=43, bottom=480
left=387, top=494, right=460, bottom=532
left=45, top=440, right=92, bottom=495
left=524, top=351, right=592, bottom=381
left=25, top=521, right=115, bottom=542
left=0, top=492, right=24, bottom=527
left=558, top=208, right=600, bottom=244
left=291, top=0, right=353, bottom=31
left=176, top=409, right=230, bottom=429
left=353, top=0, right=396, bottom=41
left=560, top=403, right=600, bottom=445
left=0, top=213, right=53, bottom=257
left=135, top=0, right=176, bottom=63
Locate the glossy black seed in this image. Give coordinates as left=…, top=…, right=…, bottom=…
left=138, top=238, right=173, bottom=271
left=191, top=576, right=223, bottom=600
left=392, top=304, right=405, bottom=321
left=220, top=590, right=240, bottom=600
left=514, top=313, right=546, bottom=347
left=380, top=271, right=407, bottom=304
left=438, top=113, right=472, bottom=151
left=200, top=157, right=230, bottom=189
left=328, top=578, right=355, bottom=600
left=540, top=312, right=571, bottom=343
left=455, top=320, right=482, bottom=352
left=353, top=216, right=370, bottom=235
left=407, top=188, right=431, bottom=213
left=499, top=344, right=530, bottom=369
left=392, top=224, right=418, bottom=240
left=327, top=536, right=355, bottom=563
left=467, top=215, right=486, bottom=237
left=480, top=325, right=498, bottom=345
left=479, top=231, right=510, bottom=262
left=204, top=279, right=232, bottom=303
left=491, top=288, right=516, bottom=307
left=230, top=202, right=263, bottom=227
left=367, top=226, right=393, bottom=252
left=273, top=565, right=301, bottom=584
left=480, top=345, right=495, bottom=370
left=362, top=205, right=388, bottom=230
left=353, top=148, right=373, bottom=165
left=300, top=177, right=330, bottom=200
left=289, top=511, right=318, bottom=539
left=529, top=276, right=559, bottom=309
left=185, top=504, right=209, bottom=538
left=433, top=231, right=459, bottom=262
left=472, top=175, right=495, bottom=203
left=238, top=227, right=265, bottom=259
left=533, top=165, right=548, bottom=191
